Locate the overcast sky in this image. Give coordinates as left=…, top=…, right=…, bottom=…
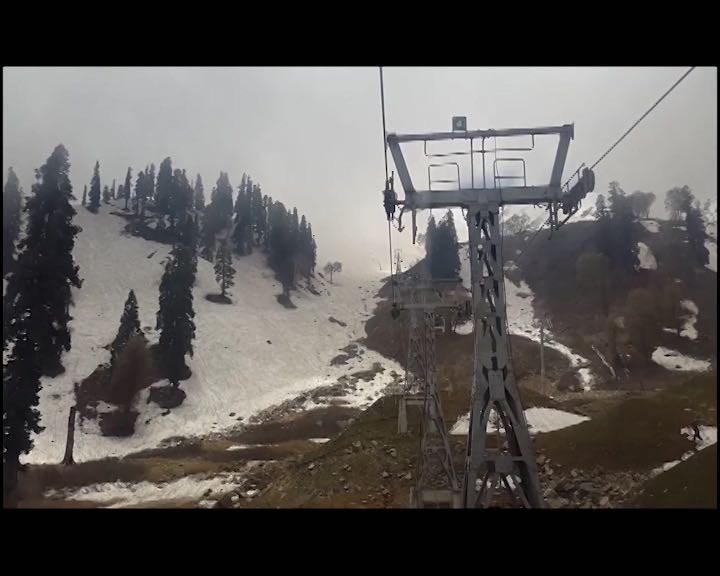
left=3, top=67, right=717, bottom=274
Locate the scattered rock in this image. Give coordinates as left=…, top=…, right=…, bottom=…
left=344, top=484, right=351, bottom=491
left=203, top=488, right=212, bottom=497
left=229, top=412, right=236, bottom=417
left=267, top=340, right=272, bottom=344
left=570, top=469, right=579, bottom=478
left=352, top=440, right=362, bottom=450
left=231, top=494, right=240, bottom=503
left=343, top=464, right=352, bottom=472
left=599, top=496, right=610, bottom=506
left=339, top=477, right=346, bottom=483
left=328, top=316, right=348, bottom=327
left=537, top=455, right=546, bottom=465
left=307, top=463, right=315, bottom=471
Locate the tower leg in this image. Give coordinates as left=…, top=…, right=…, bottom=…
left=463, top=204, right=543, bottom=508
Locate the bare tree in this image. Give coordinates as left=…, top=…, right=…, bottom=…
left=323, top=261, right=343, bottom=283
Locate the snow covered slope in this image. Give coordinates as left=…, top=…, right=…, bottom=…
left=26, top=204, right=401, bottom=464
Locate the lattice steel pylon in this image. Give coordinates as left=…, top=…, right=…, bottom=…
left=382, top=121, right=595, bottom=508
left=395, top=275, right=463, bottom=507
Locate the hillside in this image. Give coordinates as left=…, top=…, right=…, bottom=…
left=22, top=201, right=402, bottom=465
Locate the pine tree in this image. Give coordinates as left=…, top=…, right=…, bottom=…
left=145, top=164, right=156, bottom=208
left=252, top=184, right=267, bottom=246
left=156, top=157, right=173, bottom=215
left=134, top=170, right=145, bottom=215
left=123, top=167, right=132, bottom=211
left=686, top=202, right=709, bottom=266
left=213, top=237, right=236, bottom=298
left=111, top=290, right=141, bottom=363
left=169, top=169, right=193, bottom=227
left=4, top=146, right=82, bottom=488
left=307, top=223, right=317, bottom=274
left=268, top=201, right=291, bottom=271
left=102, top=185, right=111, bottom=204
left=156, top=215, right=197, bottom=387
left=232, top=176, right=252, bottom=255
left=298, top=215, right=309, bottom=277
left=427, top=211, right=460, bottom=279
left=81, top=185, right=87, bottom=206
left=88, top=160, right=101, bottom=212
left=3, top=320, right=42, bottom=498
left=111, top=179, right=116, bottom=200
left=3, top=167, right=23, bottom=275
left=194, top=174, right=205, bottom=211
left=606, top=182, right=639, bottom=272
left=424, top=215, right=437, bottom=264
left=202, top=172, right=233, bottom=258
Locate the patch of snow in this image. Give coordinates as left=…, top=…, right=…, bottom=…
left=504, top=278, right=595, bottom=389
left=639, top=219, right=660, bottom=233
left=636, top=242, right=657, bottom=270
left=651, top=346, right=711, bottom=372
left=309, top=438, right=330, bottom=444
left=450, top=407, right=589, bottom=436
left=24, top=206, right=403, bottom=465
left=650, top=426, right=717, bottom=477
left=679, top=300, right=699, bottom=340
left=681, top=425, right=717, bottom=451
left=46, top=472, right=242, bottom=508
left=705, top=239, right=717, bottom=272
left=455, top=320, right=474, bottom=335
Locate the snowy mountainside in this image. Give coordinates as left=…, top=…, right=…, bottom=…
left=26, top=205, right=400, bottom=464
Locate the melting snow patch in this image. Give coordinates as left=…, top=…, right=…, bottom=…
left=650, top=426, right=717, bottom=477
left=46, top=473, right=243, bottom=508
left=23, top=207, right=403, bottom=465
left=705, top=239, right=717, bottom=272
left=639, top=219, right=660, bottom=233
left=309, top=438, right=330, bottom=444
left=679, top=300, right=699, bottom=340
left=636, top=242, right=657, bottom=270
left=504, top=278, right=595, bottom=389
left=455, top=320, right=474, bottom=335
left=450, top=408, right=589, bottom=436
left=651, top=346, right=711, bottom=372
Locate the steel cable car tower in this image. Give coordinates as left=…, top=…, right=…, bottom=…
left=381, top=118, right=595, bottom=508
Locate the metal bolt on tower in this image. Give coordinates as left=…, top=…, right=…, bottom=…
left=381, top=120, right=595, bottom=508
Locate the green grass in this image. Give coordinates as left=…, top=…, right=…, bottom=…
left=535, top=371, right=716, bottom=471
left=631, top=444, right=717, bottom=508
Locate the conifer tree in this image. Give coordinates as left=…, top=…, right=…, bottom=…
left=111, top=289, right=141, bottom=362
left=123, top=167, right=132, bottom=211
left=156, top=215, right=197, bottom=387
left=88, top=160, right=101, bottom=212
left=3, top=167, right=22, bottom=275
left=214, top=237, right=236, bottom=298
left=4, top=144, right=82, bottom=495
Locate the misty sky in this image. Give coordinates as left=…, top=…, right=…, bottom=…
left=3, top=67, right=717, bottom=274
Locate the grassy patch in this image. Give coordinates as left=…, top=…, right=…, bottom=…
left=535, top=371, right=716, bottom=471
left=631, top=444, right=716, bottom=508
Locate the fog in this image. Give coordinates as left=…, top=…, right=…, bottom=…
left=3, top=67, right=717, bottom=274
